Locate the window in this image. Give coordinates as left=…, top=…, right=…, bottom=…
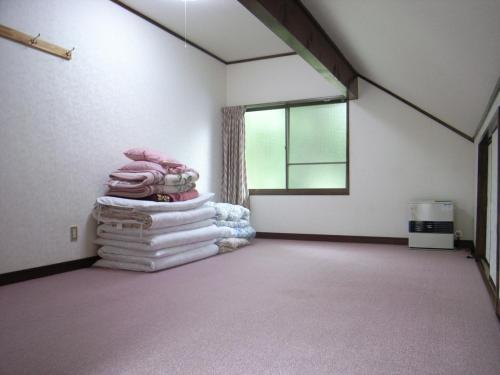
left=245, top=99, right=348, bottom=195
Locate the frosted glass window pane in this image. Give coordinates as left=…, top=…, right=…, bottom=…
left=288, top=164, right=346, bottom=189
left=245, top=109, right=286, bottom=189
left=289, top=103, right=346, bottom=163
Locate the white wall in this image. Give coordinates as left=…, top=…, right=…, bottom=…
left=227, top=55, right=344, bottom=106
left=0, top=0, right=226, bottom=273
left=227, top=56, right=475, bottom=239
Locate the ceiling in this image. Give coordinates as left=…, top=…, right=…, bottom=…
left=301, top=0, right=500, bottom=137
left=120, top=0, right=292, bottom=62
left=119, top=0, right=500, bottom=138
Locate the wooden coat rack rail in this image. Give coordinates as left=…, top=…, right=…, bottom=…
left=0, top=24, right=74, bottom=60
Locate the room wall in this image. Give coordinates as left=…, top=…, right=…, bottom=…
left=227, top=56, right=475, bottom=240
left=0, top=0, right=226, bottom=274
left=226, top=55, right=344, bottom=106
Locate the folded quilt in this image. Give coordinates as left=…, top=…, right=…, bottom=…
left=215, top=219, right=250, bottom=228
left=118, top=160, right=167, bottom=174
left=164, top=190, right=199, bottom=202
left=164, top=170, right=199, bottom=186
left=107, top=182, right=195, bottom=199
left=219, top=226, right=256, bottom=240
left=97, top=222, right=217, bottom=244
left=97, top=219, right=214, bottom=237
left=94, top=244, right=219, bottom=272
left=109, top=170, right=199, bottom=189
left=94, top=225, right=223, bottom=250
left=206, top=202, right=250, bottom=221
left=93, top=205, right=216, bottom=229
left=217, top=238, right=250, bottom=254
left=108, top=171, right=165, bottom=189
left=217, top=237, right=251, bottom=248
left=97, top=239, right=215, bottom=259
left=166, top=165, right=189, bottom=174
left=96, top=192, right=214, bottom=212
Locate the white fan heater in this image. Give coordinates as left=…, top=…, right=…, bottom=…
left=408, top=201, right=454, bottom=249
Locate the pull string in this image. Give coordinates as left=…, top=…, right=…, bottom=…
left=184, top=0, right=187, bottom=48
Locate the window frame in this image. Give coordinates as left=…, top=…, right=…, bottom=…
left=245, top=98, right=350, bottom=196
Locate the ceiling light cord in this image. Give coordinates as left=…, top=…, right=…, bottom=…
left=184, top=0, right=187, bottom=48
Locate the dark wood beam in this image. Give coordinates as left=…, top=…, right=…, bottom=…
left=237, top=0, right=358, bottom=98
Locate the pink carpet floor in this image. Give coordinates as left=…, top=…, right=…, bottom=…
left=1, top=239, right=499, bottom=375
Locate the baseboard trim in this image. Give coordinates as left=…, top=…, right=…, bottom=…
left=256, top=233, right=475, bottom=249
left=474, top=253, right=500, bottom=320
left=256, top=232, right=408, bottom=245
left=0, top=238, right=479, bottom=292
left=476, top=259, right=499, bottom=309
left=455, top=240, right=474, bottom=251
left=0, top=256, right=100, bottom=286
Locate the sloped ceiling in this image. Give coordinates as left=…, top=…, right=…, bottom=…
left=119, top=0, right=292, bottom=62
left=116, top=0, right=499, bottom=137
left=301, top=0, right=500, bottom=137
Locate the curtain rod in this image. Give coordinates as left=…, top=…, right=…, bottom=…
left=244, top=95, right=347, bottom=110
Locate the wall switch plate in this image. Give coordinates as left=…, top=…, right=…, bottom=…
left=70, top=225, right=78, bottom=241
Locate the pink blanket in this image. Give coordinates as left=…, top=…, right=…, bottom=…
left=108, top=171, right=165, bottom=189
left=165, top=189, right=199, bottom=202
left=107, top=183, right=196, bottom=198
left=117, top=160, right=191, bottom=175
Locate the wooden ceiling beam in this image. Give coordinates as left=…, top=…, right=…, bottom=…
left=237, top=0, right=358, bottom=99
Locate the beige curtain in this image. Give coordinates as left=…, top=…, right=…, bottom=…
left=221, top=106, right=249, bottom=207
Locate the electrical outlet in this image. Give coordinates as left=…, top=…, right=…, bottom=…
left=454, top=230, right=463, bottom=240
left=70, top=225, right=78, bottom=241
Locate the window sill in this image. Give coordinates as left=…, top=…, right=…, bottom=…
left=249, top=188, right=349, bottom=196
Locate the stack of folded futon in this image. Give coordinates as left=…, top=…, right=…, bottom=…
left=106, top=148, right=199, bottom=202
left=92, top=147, right=223, bottom=272
left=208, top=202, right=256, bottom=253
left=92, top=193, right=221, bottom=272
